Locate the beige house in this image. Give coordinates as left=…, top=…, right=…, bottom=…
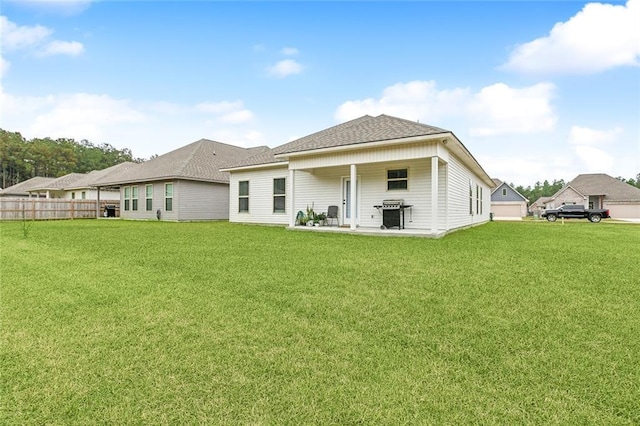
left=545, top=173, right=640, bottom=220
left=223, top=114, right=494, bottom=237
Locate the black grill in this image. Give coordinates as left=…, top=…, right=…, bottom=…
left=374, top=199, right=412, bottom=229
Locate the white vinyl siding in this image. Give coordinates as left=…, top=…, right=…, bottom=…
left=229, top=167, right=289, bottom=224
left=229, top=140, right=491, bottom=233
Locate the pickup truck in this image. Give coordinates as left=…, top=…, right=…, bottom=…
left=541, top=204, right=610, bottom=223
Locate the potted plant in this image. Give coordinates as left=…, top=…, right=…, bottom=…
left=315, top=212, right=327, bottom=226
left=306, top=204, right=315, bottom=226
left=296, top=210, right=307, bottom=226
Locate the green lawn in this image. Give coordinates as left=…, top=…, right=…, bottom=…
left=1, top=220, right=639, bottom=424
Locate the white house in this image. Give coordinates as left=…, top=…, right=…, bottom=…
left=222, top=115, right=494, bottom=237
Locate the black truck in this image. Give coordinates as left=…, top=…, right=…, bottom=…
left=541, top=204, right=611, bottom=223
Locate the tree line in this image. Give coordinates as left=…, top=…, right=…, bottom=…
left=0, top=129, right=143, bottom=189
left=2, top=128, right=638, bottom=197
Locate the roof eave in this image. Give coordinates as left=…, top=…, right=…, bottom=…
left=221, top=161, right=289, bottom=173
left=274, top=133, right=449, bottom=159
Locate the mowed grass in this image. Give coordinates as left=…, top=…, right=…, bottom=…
left=1, top=220, right=639, bottom=424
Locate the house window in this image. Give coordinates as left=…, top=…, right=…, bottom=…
left=239, top=181, right=249, bottom=213
left=71, top=192, right=76, bottom=200
left=132, top=186, right=138, bottom=211
left=502, top=188, right=507, bottom=196
left=124, top=186, right=130, bottom=211
left=476, top=184, right=480, bottom=214
left=146, top=185, right=153, bottom=211
left=480, top=187, right=483, bottom=214
left=469, top=183, right=473, bottom=215
left=81, top=191, right=86, bottom=200
left=387, top=169, right=408, bottom=190
left=273, top=178, right=286, bottom=213
left=165, top=183, right=173, bottom=212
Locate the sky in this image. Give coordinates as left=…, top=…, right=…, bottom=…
left=1, top=0, right=639, bottom=187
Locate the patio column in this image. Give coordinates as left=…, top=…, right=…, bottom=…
left=431, top=157, right=438, bottom=234
left=350, top=164, right=357, bottom=230
left=96, top=187, right=101, bottom=218
left=289, top=169, right=296, bottom=227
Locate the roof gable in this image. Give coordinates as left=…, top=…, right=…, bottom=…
left=490, top=180, right=528, bottom=202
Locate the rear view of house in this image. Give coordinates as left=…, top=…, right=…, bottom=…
left=223, top=114, right=494, bottom=236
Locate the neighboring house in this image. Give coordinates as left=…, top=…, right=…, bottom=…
left=65, top=162, right=137, bottom=201
left=26, top=163, right=136, bottom=200
left=222, top=114, right=494, bottom=236
left=490, top=179, right=529, bottom=220
left=545, top=173, right=640, bottom=220
left=27, top=173, right=87, bottom=199
left=95, top=139, right=268, bottom=221
left=529, top=196, right=552, bottom=217
left=0, top=176, right=57, bottom=198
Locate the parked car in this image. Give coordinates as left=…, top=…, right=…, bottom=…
left=541, top=204, right=610, bottom=223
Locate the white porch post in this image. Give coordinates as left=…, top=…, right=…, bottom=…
left=350, top=164, right=357, bottom=230
left=96, top=187, right=101, bottom=218
left=431, top=157, right=439, bottom=234
left=289, top=169, right=296, bottom=227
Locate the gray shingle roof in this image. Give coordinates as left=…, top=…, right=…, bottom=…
left=565, top=173, right=640, bottom=202
left=31, top=173, right=87, bottom=190
left=73, top=162, right=138, bottom=188
left=273, top=114, right=449, bottom=155
left=0, top=176, right=56, bottom=196
left=221, top=148, right=287, bottom=169
left=97, top=139, right=265, bottom=186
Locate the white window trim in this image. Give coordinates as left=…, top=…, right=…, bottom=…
left=239, top=180, right=249, bottom=213
left=165, top=183, right=173, bottom=212
left=145, top=184, right=153, bottom=211
left=273, top=178, right=286, bottom=214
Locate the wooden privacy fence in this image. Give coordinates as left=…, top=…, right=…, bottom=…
left=0, top=198, right=120, bottom=221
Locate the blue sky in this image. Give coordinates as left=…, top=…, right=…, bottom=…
left=1, top=0, right=639, bottom=187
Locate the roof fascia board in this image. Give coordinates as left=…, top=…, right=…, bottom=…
left=95, top=176, right=229, bottom=186
left=274, top=133, right=447, bottom=159
left=221, top=161, right=289, bottom=173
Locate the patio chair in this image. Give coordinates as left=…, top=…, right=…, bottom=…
left=326, top=205, right=339, bottom=226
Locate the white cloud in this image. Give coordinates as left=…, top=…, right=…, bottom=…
left=0, top=86, right=264, bottom=158
left=468, top=82, right=556, bottom=137
left=502, top=0, right=640, bottom=74
left=567, top=125, right=621, bottom=172
left=38, top=40, right=84, bottom=56
left=281, top=47, right=299, bottom=56
left=1, top=56, right=10, bottom=77
left=195, top=100, right=254, bottom=124
left=267, top=59, right=303, bottom=78
left=335, top=80, right=470, bottom=123
left=0, top=16, right=51, bottom=51
left=27, top=93, right=146, bottom=141
left=0, top=15, right=84, bottom=60
left=335, top=80, right=557, bottom=137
